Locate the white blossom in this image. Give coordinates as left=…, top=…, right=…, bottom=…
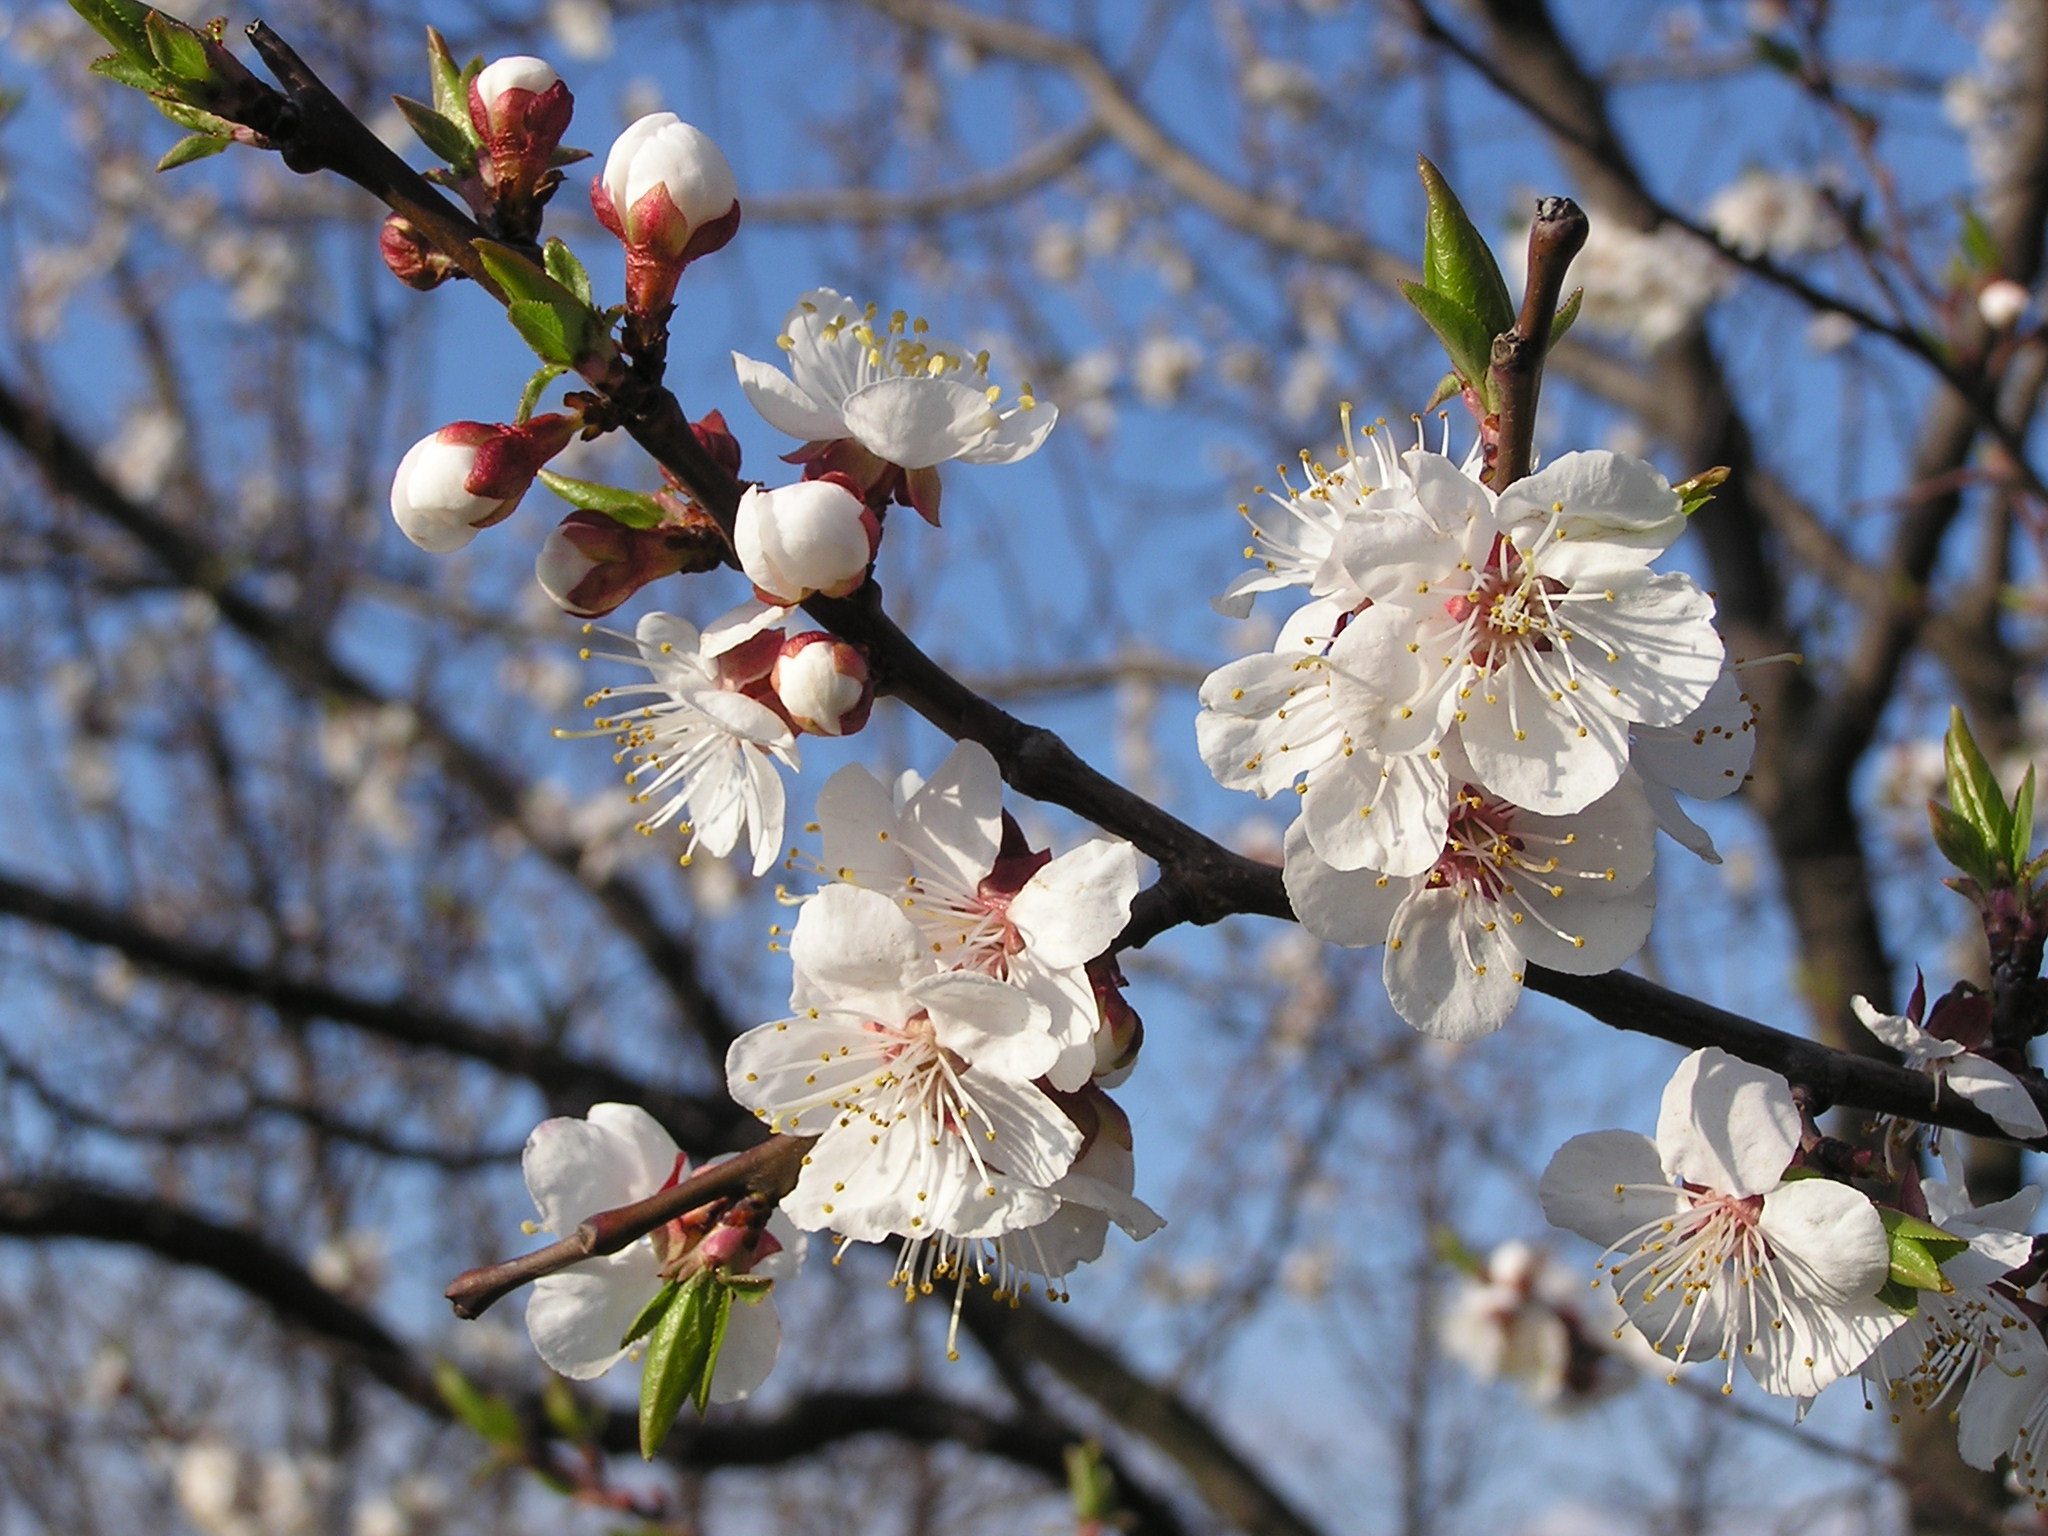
left=1850, top=995, right=2047, bottom=1138
left=734, top=478, right=879, bottom=603
left=1283, top=759, right=1658, bottom=1041
left=810, top=740, right=1141, bottom=1089
left=522, top=1103, right=801, bottom=1400
left=726, top=884, right=1083, bottom=1242
left=1705, top=168, right=1838, bottom=261
left=565, top=607, right=798, bottom=877
left=1540, top=1047, right=1905, bottom=1398
left=733, top=289, right=1056, bottom=500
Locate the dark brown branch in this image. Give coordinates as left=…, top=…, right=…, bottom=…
left=1486, top=196, right=1587, bottom=488
left=749, top=118, right=1105, bottom=224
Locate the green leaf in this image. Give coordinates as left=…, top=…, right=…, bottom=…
left=1886, top=1234, right=1952, bottom=1293
left=517, top=363, right=569, bottom=425
left=150, top=96, right=234, bottom=133
left=144, top=10, right=213, bottom=84
left=69, top=0, right=154, bottom=55
left=2012, top=766, right=2037, bottom=877
left=544, top=238, right=593, bottom=305
left=506, top=300, right=574, bottom=366
left=1423, top=370, right=1464, bottom=414
left=539, top=469, right=667, bottom=529
left=619, top=1279, right=681, bottom=1351
left=1399, top=280, right=1496, bottom=409
left=1673, top=466, right=1730, bottom=517
left=89, top=51, right=159, bottom=91
left=1880, top=1206, right=1972, bottom=1278
left=1548, top=287, right=1583, bottom=346
left=1876, top=1277, right=1921, bottom=1316
left=541, top=1376, right=592, bottom=1444
left=639, top=1273, right=733, bottom=1459
left=424, top=27, right=476, bottom=138
left=157, top=132, right=230, bottom=170
left=1960, top=202, right=2000, bottom=275
left=1930, top=800, right=1995, bottom=886
left=722, top=1273, right=775, bottom=1302
left=392, top=94, right=477, bottom=170
left=432, top=1359, right=521, bottom=1448
left=1945, top=707, right=2012, bottom=872
left=1415, top=155, right=1516, bottom=338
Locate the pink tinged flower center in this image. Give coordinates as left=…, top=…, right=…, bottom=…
left=648, top=1154, right=784, bottom=1278
left=1427, top=787, right=1524, bottom=900
left=1594, top=1182, right=1789, bottom=1393
left=1441, top=538, right=1568, bottom=666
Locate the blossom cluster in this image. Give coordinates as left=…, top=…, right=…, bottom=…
left=1199, top=413, right=1750, bottom=1041
left=1535, top=1046, right=2048, bottom=1494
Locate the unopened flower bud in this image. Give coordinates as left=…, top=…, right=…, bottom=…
left=692, top=409, right=743, bottom=481
left=734, top=476, right=879, bottom=604
left=379, top=215, right=459, bottom=291
left=536, top=509, right=705, bottom=616
left=389, top=414, right=577, bottom=553
left=591, top=112, right=741, bottom=314
left=1980, top=277, right=2030, bottom=330
left=1088, top=955, right=1143, bottom=1084
left=468, top=56, right=575, bottom=237
left=772, top=633, right=872, bottom=736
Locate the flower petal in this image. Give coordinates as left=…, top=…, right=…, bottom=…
left=524, top=1252, right=666, bottom=1379
left=1630, top=668, right=1755, bottom=802
left=1383, top=884, right=1525, bottom=1041
left=952, top=402, right=1057, bottom=464
left=1563, top=570, right=1724, bottom=730
left=1743, top=1286, right=1905, bottom=1398
left=787, top=884, right=925, bottom=1013
left=732, top=351, right=845, bottom=442
left=706, top=1291, right=782, bottom=1403
left=1009, top=839, right=1141, bottom=966
left=1538, top=1128, right=1678, bottom=1248
left=1946, top=1055, right=2048, bottom=1138
left=1759, top=1177, right=1891, bottom=1304
left=841, top=376, right=1001, bottom=469
left=1299, top=745, right=1449, bottom=878
left=816, top=762, right=914, bottom=888
left=1655, top=1047, right=1799, bottom=1197
left=1282, top=820, right=1411, bottom=948
left=523, top=1103, right=680, bottom=1237
left=898, top=741, right=1004, bottom=893
left=917, top=970, right=1058, bottom=1081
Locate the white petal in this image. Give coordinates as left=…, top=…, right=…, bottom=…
left=1458, top=657, right=1630, bottom=816
left=1655, top=1047, right=1799, bottom=1197
left=917, top=970, right=1058, bottom=1082
left=1947, top=1055, right=2048, bottom=1138
left=1631, top=668, right=1756, bottom=802
left=959, top=1072, right=1083, bottom=1190
left=1497, top=450, right=1685, bottom=565
left=1383, top=884, right=1525, bottom=1041
left=1509, top=876, right=1656, bottom=976
left=1564, top=571, right=1724, bottom=729
left=1758, top=1178, right=1891, bottom=1304
left=1636, top=767, right=1721, bottom=862
left=1195, top=652, right=1343, bottom=797
left=1537, top=1128, right=1678, bottom=1247
left=1009, top=839, right=1141, bottom=966
left=785, top=1119, right=921, bottom=1240
left=841, top=376, right=1001, bottom=469
left=701, top=598, right=793, bottom=658
left=787, top=884, right=926, bottom=1013
left=1958, top=1330, right=2048, bottom=1470
left=899, top=741, right=1004, bottom=892
left=706, top=1291, right=782, bottom=1404
left=731, top=351, right=846, bottom=441
left=725, top=1013, right=886, bottom=1126
left=816, top=762, right=915, bottom=889
left=1299, top=746, right=1449, bottom=877
left=523, top=1104, right=679, bottom=1237
left=952, top=402, right=1057, bottom=464
left=1282, top=820, right=1410, bottom=947
left=524, top=1249, right=666, bottom=1379
left=1743, top=1287, right=1905, bottom=1398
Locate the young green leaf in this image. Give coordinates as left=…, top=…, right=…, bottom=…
left=1398, top=281, right=1496, bottom=410
left=432, top=1359, right=522, bottom=1447
left=1548, top=287, right=1584, bottom=346
left=2011, top=765, right=2037, bottom=877
left=506, top=300, right=575, bottom=367
left=517, top=363, right=570, bottom=425
left=69, top=0, right=154, bottom=56
left=1875, top=1277, right=1922, bottom=1316
left=1423, top=370, right=1465, bottom=413
left=1673, top=466, right=1731, bottom=518
left=544, top=238, right=594, bottom=306
left=393, top=94, right=477, bottom=170
left=538, top=470, right=668, bottom=529
left=157, top=132, right=230, bottom=171
left=144, top=11, right=214, bottom=85
left=1959, top=202, right=2001, bottom=275
left=88, top=51, right=158, bottom=91
left=424, top=27, right=477, bottom=140
left=620, top=1278, right=682, bottom=1351
left=639, top=1273, right=734, bottom=1458
left=1930, top=800, right=1995, bottom=887
left=1885, top=1233, right=1952, bottom=1293
left=1945, top=707, right=2012, bottom=868
left=1880, top=1206, right=1973, bottom=1273
left=1415, top=156, right=1516, bottom=338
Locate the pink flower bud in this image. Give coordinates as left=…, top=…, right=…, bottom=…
left=388, top=414, right=577, bottom=554
left=468, top=56, right=575, bottom=213
left=378, top=215, right=458, bottom=291
left=1088, top=955, right=1143, bottom=1084
left=536, top=509, right=699, bottom=617
left=772, top=633, right=873, bottom=736
left=734, top=477, right=879, bottom=604
left=1980, top=277, right=2030, bottom=330
left=591, top=113, right=741, bottom=314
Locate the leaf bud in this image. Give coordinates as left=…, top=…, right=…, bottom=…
left=378, top=215, right=460, bottom=291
